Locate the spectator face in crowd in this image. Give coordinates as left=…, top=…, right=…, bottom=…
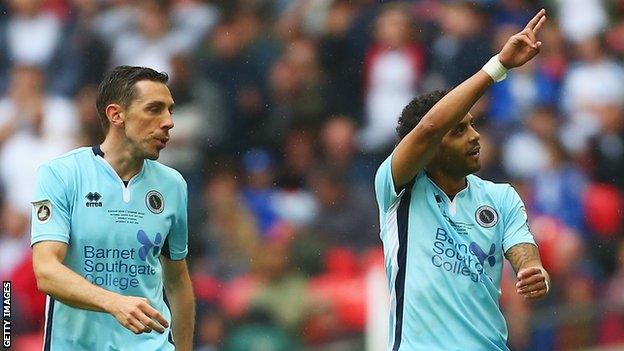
left=527, top=107, right=559, bottom=140
left=438, top=2, right=483, bottom=39
left=310, top=168, right=345, bottom=210
left=9, top=65, right=45, bottom=133
left=596, top=103, right=623, bottom=134
left=284, top=39, right=321, bottom=85
left=494, top=24, right=524, bottom=60
left=270, top=38, right=322, bottom=104
left=1, top=204, right=29, bottom=240
left=541, top=22, right=567, bottom=60
left=544, top=140, right=569, bottom=170
left=196, top=307, right=226, bottom=350
left=283, top=129, right=316, bottom=181
left=576, top=36, right=606, bottom=63
left=374, top=5, right=413, bottom=50
left=320, top=116, right=357, bottom=168
left=10, top=65, right=44, bottom=104
left=270, top=58, right=299, bottom=100
left=325, top=0, right=357, bottom=37
left=253, top=241, right=290, bottom=282
left=203, top=167, right=241, bottom=210
left=202, top=167, right=261, bottom=260
left=234, top=8, right=263, bottom=49
left=211, top=22, right=244, bottom=59
left=137, top=0, right=171, bottom=39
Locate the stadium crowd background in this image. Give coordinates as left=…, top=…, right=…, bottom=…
left=1, top=0, right=624, bottom=350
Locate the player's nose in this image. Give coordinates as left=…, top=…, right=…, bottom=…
left=468, top=127, right=480, bottom=141
left=161, top=113, right=174, bottom=130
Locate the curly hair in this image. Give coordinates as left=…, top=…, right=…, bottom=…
left=396, top=90, right=449, bottom=141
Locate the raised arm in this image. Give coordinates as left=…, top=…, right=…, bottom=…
left=505, top=243, right=550, bottom=300
left=33, top=241, right=169, bottom=334
left=391, top=9, right=547, bottom=188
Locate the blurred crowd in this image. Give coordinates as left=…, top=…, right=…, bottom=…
left=1, top=0, right=624, bottom=350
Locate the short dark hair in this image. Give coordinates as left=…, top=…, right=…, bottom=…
left=396, top=90, right=448, bottom=140
left=96, top=66, right=169, bottom=133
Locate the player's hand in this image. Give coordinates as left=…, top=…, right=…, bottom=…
left=498, top=9, right=546, bottom=69
left=106, top=295, right=169, bottom=334
left=516, top=267, right=550, bottom=300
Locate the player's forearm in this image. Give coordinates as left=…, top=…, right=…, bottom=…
left=34, top=260, right=118, bottom=312
left=505, top=243, right=543, bottom=273
left=419, top=70, right=494, bottom=137
left=165, top=277, right=195, bottom=351
left=392, top=70, right=493, bottom=185
left=507, top=243, right=551, bottom=299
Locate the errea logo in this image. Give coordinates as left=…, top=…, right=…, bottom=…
left=85, top=192, right=102, bottom=207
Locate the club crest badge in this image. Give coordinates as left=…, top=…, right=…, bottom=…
left=145, top=190, right=164, bottom=214
left=475, top=205, right=498, bottom=228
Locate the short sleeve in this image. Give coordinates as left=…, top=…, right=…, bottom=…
left=31, top=164, right=72, bottom=245
left=502, top=186, right=536, bottom=253
left=161, top=177, right=188, bottom=260
left=374, top=153, right=407, bottom=213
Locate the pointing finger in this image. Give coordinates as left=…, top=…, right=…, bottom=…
left=533, top=14, right=547, bottom=34
left=525, top=9, right=546, bottom=31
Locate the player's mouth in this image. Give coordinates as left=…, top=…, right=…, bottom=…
left=154, top=136, right=169, bottom=149
left=467, top=145, right=480, bottom=159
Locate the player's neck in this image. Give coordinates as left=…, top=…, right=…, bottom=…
left=426, top=168, right=467, bottom=200
left=100, top=137, right=145, bottom=181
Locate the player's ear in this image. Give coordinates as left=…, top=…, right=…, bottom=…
left=105, top=104, right=125, bottom=128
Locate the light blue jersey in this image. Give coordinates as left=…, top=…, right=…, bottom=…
left=31, top=146, right=188, bottom=351
left=375, top=153, right=535, bottom=351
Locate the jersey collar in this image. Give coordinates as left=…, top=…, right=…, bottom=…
left=92, top=145, right=105, bottom=157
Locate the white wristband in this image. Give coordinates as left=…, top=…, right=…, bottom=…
left=482, top=54, right=508, bottom=82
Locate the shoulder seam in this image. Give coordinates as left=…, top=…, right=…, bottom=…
left=148, top=160, right=186, bottom=183
left=42, top=147, right=90, bottom=165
